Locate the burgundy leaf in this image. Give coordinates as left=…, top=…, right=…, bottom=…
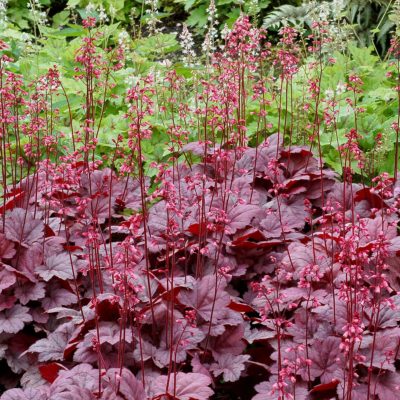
left=309, top=379, right=340, bottom=395
left=365, top=295, right=400, bottom=329
left=191, top=354, right=212, bottom=378
left=244, top=326, right=275, bottom=344
left=355, top=188, right=387, bottom=210
left=0, top=189, right=25, bottom=214
left=39, top=363, right=66, bottom=383
left=182, top=141, right=219, bottom=156
left=80, top=169, right=114, bottom=195
left=230, top=229, right=282, bottom=250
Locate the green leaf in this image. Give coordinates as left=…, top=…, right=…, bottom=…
left=322, top=145, right=342, bottom=174
left=97, top=23, right=121, bottom=38
left=67, top=0, right=81, bottom=7
left=42, top=25, right=86, bottom=38
left=226, top=8, right=240, bottom=26
left=133, top=33, right=179, bottom=56
left=348, top=44, right=378, bottom=68
left=52, top=11, right=70, bottom=28
left=217, top=0, right=235, bottom=5
left=173, top=0, right=197, bottom=11
left=187, top=6, right=208, bottom=28
left=141, top=12, right=172, bottom=22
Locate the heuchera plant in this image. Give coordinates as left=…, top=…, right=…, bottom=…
left=0, top=15, right=400, bottom=400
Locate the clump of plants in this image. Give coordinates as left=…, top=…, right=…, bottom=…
left=0, top=12, right=400, bottom=400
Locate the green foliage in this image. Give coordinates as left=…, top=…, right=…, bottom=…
left=0, top=0, right=399, bottom=182
left=263, top=0, right=396, bottom=54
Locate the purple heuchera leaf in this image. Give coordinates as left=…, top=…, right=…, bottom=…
left=351, top=384, right=369, bottom=400
left=0, top=233, right=16, bottom=259
left=152, top=372, right=214, bottom=400
left=210, top=354, right=250, bottom=382
left=0, top=293, right=16, bottom=311
left=43, top=237, right=66, bottom=257
left=132, top=339, right=156, bottom=364
left=191, top=354, right=212, bottom=378
left=42, top=281, right=77, bottom=310
left=49, top=364, right=98, bottom=396
left=367, top=295, right=400, bottom=329
left=114, top=176, right=148, bottom=211
left=14, top=282, right=46, bottom=305
left=51, top=387, right=95, bottom=400
left=0, top=305, right=32, bottom=334
left=74, top=322, right=132, bottom=363
left=252, top=379, right=308, bottom=400
left=36, top=253, right=75, bottom=282
left=101, top=368, right=146, bottom=400
left=309, top=336, right=343, bottom=383
left=209, top=324, right=246, bottom=357
left=371, top=370, right=400, bottom=400
left=360, top=328, right=400, bottom=372
left=260, top=212, right=285, bottom=237
left=236, top=134, right=280, bottom=173
left=267, top=196, right=308, bottom=230
left=97, top=321, right=133, bottom=345
left=72, top=322, right=134, bottom=368
left=20, top=366, right=47, bottom=389
left=280, top=240, right=330, bottom=280
left=286, top=309, right=320, bottom=344
left=0, top=268, right=16, bottom=293
left=14, top=245, right=42, bottom=282
left=279, top=147, right=316, bottom=176
left=154, top=321, right=205, bottom=367
left=178, top=275, right=230, bottom=321
left=80, top=169, right=114, bottom=195
left=182, top=141, right=220, bottom=156
left=244, top=326, right=275, bottom=344
left=225, top=204, right=263, bottom=234
left=0, top=388, right=48, bottom=400
left=85, top=196, right=115, bottom=223
left=229, top=175, right=259, bottom=205
left=28, top=329, right=72, bottom=362
left=4, top=208, right=44, bottom=247
left=148, top=200, right=170, bottom=234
